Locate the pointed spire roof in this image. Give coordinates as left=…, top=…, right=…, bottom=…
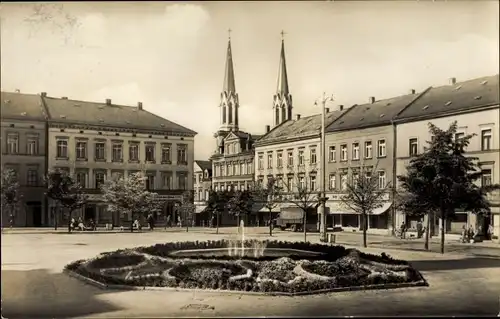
left=276, top=33, right=289, bottom=95
left=223, top=34, right=236, bottom=94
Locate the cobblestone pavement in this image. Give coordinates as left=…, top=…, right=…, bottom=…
left=2, top=230, right=500, bottom=318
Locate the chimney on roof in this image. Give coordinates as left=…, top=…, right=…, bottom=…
left=15, top=89, right=20, bottom=93
left=62, top=96, right=68, bottom=99
left=296, top=114, right=301, bottom=120
left=265, top=125, right=270, bottom=133
left=41, top=92, right=47, bottom=97
left=449, top=77, right=456, bottom=85
left=339, top=105, right=344, bottom=111
left=325, top=107, right=330, bottom=113
left=137, top=102, right=143, bottom=110
left=409, top=89, right=416, bottom=94
left=369, top=96, right=376, bottom=104
left=106, top=99, right=112, bottom=105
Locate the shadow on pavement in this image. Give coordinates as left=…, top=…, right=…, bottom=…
left=411, top=257, right=500, bottom=271
left=1, top=269, right=121, bottom=318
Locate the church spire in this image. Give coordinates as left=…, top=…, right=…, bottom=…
left=273, top=31, right=293, bottom=127
left=219, top=29, right=239, bottom=132
left=276, top=31, right=289, bottom=95
left=223, top=29, right=236, bottom=94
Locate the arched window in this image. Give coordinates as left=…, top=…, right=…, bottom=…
left=222, top=105, right=227, bottom=124
left=228, top=102, right=233, bottom=124
left=275, top=108, right=280, bottom=125
left=281, top=107, right=286, bottom=124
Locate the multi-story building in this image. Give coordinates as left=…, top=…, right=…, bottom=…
left=193, top=160, right=212, bottom=225
left=324, top=90, right=427, bottom=233
left=1, top=91, right=48, bottom=227
left=41, top=93, right=197, bottom=227
left=255, top=109, right=347, bottom=222
left=394, top=75, right=500, bottom=239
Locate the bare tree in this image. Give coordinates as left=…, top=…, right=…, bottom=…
left=178, top=190, right=196, bottom=232
left=339, top=164, right=391, bottom=248
left=253, top=177, right=282, bottom=236
left=282, top=171, right=320, bottom=242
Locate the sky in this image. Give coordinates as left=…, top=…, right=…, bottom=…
left=1, top=1, right=498, bottom=160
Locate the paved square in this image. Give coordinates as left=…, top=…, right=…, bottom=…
left=2, top=228, right=500, bottom=318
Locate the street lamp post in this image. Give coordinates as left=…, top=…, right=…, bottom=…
left=315, top=92, right=334, bottom=243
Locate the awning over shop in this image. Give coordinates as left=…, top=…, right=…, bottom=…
left=195, top=205, right=207, bottom=214
left=258, top=205, right=281, bottom=213
left=371, top=202, right=393, bottom=215
left=326, top=202, right=392, bottom=215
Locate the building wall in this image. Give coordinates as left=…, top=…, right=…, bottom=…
left=212, top=152, right=255, bottom=191
left=46, top=125, right=194, bottom=226
left=395, top=107, right=500, bottom=238
left=255, top=137, right=320, bottom=187
left=324, top=125, right=395, bottom=232
left=1, top=119, right=47, bottom=227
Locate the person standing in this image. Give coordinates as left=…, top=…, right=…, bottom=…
left=400, top=221, right=407, bottom=239
left=487, top=224, right=494, bottom=240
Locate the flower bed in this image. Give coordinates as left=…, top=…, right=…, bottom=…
left=65, top=240, right=427, bottom=294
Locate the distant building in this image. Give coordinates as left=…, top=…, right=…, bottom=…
left=41, top=93, right=197, bottom=227
left=1, top=91, right=48, bottom=227
left=210, top=35, right=264, bottom=226
left=394, top=75, right=500, bottom=239
left=193, top=160, right=212, bottom=225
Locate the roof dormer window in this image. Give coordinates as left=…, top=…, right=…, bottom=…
left=474, top=95, right=482, bottom=100
left=445, top=101, right=452, bottom=106
left=423, top=105, right=429, bottom=110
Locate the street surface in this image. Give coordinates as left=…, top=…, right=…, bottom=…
left=2, top=227, right=500, bottom=318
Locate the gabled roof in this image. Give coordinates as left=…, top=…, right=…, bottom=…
left=42, top=95, right=197, bottom=136
left=256, top=109, right=347, bottom=146
left=327, top=92, right=423, bottom=132
left=395, top=75, right=499, bottom=121
left=224, top=130, right=262, bottom=141
left=1, top=91, right=47, bottom=121
left=195, top=160, right=212, bottom=172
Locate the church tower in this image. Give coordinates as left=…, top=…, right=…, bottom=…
left=273, top=31, right=293, bottom=127
left=219, top=30, right=239, bottom=132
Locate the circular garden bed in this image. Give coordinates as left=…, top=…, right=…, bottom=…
left=65, top=240, right=427, bottom=295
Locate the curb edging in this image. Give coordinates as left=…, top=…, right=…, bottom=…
left=64, top=268, right=429, bottom=297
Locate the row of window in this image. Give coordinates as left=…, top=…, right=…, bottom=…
left=5, top=133, right=39, bottom=155
left=213, top=161, right=254, bottom=177
left=55, top=139, right=188, bottom=164
left=213, top=183, right=251, bottom=192
left=408, top=129, right=493, bottom=157
left=257, top=140, right=387, bottom=170
left=195, top=189, right=210, bottom=201
left=70, top=170, right=188, bottom=190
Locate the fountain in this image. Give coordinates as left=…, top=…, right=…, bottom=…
left=227, top=220, right=268, bottom=258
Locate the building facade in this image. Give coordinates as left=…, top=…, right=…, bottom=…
left=394, top=75, right=500, bottom=239
left=193, top=160, right=212, bottom=226
left=255, top=110, right=347, bottom=221
left=42, top=93, right=197, bottom=227
left=324, top=91, right=426, bottom=233
left=1, top=91, right=48, bottom=227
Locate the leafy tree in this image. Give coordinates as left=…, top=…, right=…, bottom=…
left=1, top=169, right=21, bottom=228
left=177, top=190, right=196, bottom=232
left=45, top=169, right=87, bottom=232
left=340, top=164, right=390, bottom=248
left=397, top=122, right=499, bottom=254
left=227, top=189, right=255, bottom=227
left=205, top=190, right=230, bottom=234
left=282, top=174, right=320, bottom=242
left=101, top=172, right=162, bottom=232
left=253, top=177, right=282, bottom=236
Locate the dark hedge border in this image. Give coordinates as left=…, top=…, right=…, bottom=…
left=65, top=240, right=426, bottom=294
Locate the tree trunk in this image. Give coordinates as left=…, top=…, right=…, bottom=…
left=216, top=211, right=220, bottom=234
left=303, top=212, right=307, bottom=242
left=268, top=209, right=273, bottom=237
left=362, top=212, right=367, bottom=248
left=424, top=212, right=431, bottom=250
left=440, top=209, right=446, bottom=254
left=67, top=210, right=73, bottom=233
left=130, top=218, right=134, bottom=233
left=54, top=203, right=59, bottom=231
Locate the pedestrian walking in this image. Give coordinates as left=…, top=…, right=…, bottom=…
left=400, top=221, right=407, bottom=239
left=487, top=224, right=494, bottom=240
